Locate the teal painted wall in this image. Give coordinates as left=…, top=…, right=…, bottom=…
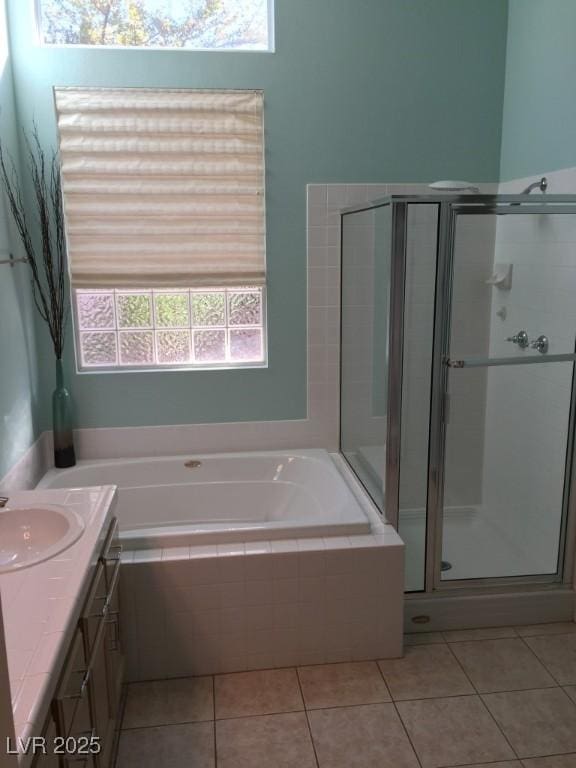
left=500, top=0, right=576, bottom=181
left=0, top=0, right=41, bottom=479
left=5, top=0, right=508, bottom=433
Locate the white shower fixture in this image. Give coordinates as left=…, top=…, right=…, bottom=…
left=428, top=180, right=480, bottom=193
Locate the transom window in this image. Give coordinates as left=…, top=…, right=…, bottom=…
left=75, top=287, right=265, bottom=369
left=38, top=0, right=273, bottom=51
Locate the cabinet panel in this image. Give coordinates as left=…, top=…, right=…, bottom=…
left=102, top=541, right=124, bottom=724
left=31, top=712, right=59, bottom=768
left=55, top=630, right=90, bottom=740
left=43, top=518, right=124, bottom=768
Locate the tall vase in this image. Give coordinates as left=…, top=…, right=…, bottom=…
left=53, top=358, right=76, bottom=468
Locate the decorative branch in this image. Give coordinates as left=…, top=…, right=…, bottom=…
left=0, top=126, right=68, bottom=359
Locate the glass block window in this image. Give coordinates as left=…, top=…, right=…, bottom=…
left=39, top=0, right=273, bottom=51
left=75, top=287, right=265, bottom=371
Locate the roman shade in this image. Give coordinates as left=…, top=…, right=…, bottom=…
left=54, top=87, right=266, bottom=289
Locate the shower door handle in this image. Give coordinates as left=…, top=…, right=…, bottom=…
left=445, top=352, right=576, bottom=369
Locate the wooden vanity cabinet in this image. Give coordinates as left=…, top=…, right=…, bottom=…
left=33, top=518, right=124, bottom=768
left=30, top=711, right=61, bottom=768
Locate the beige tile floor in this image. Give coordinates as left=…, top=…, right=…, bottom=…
left=115, top=622, right=576, bottom=768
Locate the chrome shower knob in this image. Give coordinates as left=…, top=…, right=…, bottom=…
left=506, top=330, right=529, bottom=348
left=530, top=335, right=549, bottom=354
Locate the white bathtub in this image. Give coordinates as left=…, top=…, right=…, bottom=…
left=38, top=449, right=371, bottom=548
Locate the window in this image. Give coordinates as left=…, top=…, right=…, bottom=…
left=54, top=87, right=267, bottom=371
left=39, top=0, right=273, bottom=51
left=76, top=287, right=265, bottom=368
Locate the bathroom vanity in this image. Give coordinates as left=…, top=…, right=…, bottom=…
left=0, top=487, right=122, bottom=767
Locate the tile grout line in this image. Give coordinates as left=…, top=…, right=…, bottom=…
left=448, top=759, right=524, bottom=767
left=295, top=668, right=321, bottom=768
left=442, top=628, right=520, bottom=643
left=374, top=658, right=424, bottom=768
left=517, top=633, right=567, bottom=687
left=390, top=698, right=425, bottom=768
left=444, top=640, right=521, bottom=761
left=448, top=759, right=523, bottom=767
left=120, top=718, right=215, bottom=733
left=214, top=706, right=305, bottom=722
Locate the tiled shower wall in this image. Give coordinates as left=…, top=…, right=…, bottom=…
left=481, top=166, right=576, bottom=571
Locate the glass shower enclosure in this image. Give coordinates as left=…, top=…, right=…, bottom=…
left=340, top=193, right=576, bottom=599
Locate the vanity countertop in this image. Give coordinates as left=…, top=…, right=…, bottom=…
left=0, top=485, right=117, bottom=761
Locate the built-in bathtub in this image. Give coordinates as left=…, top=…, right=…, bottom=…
left=38, top=449, right=371, bottom=548
left=38, top=449, right=404, bottom=678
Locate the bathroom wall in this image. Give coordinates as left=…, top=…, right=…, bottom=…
left=0, top=0, right=40, bottom=483
left=500, top=0, right=576, bottom=181
left=4, top=0, right=509, bottom=438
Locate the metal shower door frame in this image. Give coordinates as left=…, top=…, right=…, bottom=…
left=425, top=198, right=576, bottom=594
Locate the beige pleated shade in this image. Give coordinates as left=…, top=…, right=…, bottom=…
left=54, top=87, right=266, bottom=289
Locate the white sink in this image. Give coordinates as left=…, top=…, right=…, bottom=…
left=0, top=504, right=85, bottom=573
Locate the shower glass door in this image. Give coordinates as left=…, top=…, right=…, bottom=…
left=340, top=203, right=392, bottom=512
left=435, top=205, right=576, bottom=585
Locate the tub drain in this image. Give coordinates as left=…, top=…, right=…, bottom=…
left=441, top=560, right=452, bottom=572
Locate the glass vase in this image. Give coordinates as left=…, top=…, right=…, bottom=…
left=53, top=358, right=76, bottom=468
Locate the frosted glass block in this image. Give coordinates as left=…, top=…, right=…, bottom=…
left=228, top=291, right=261, bottom=326
left=191, top=292, right=225, bottom=327
left=193, top=330, right=226, bottom=362
left=80, top=332, right=117, bottom=366
left=156, top=330, right=191, bottom=364
left=119, top=331, right=154, bottom=365
left=154, top=292, right=189, bottom=327
left=230, top=329, right=263, bottom=361
left=77, top=293, right=114, bottom=329
left=117, top=293, right=152, bottom=328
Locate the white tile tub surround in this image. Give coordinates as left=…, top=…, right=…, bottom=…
left=0, top=432, right=52, bottom=493
left=119, top=521, right=404, bottom=681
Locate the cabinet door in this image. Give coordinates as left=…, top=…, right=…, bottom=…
left=55, top=630, right=90, bottom=741
left=102, top=544, right=124, bottom=723
left=83, top=521, right=124, bottom=768
left=32, top=712, right=59, bottom=768
left=89, top=633, right=115, bottom=768
left=54, top=629, right=97, bottom=768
